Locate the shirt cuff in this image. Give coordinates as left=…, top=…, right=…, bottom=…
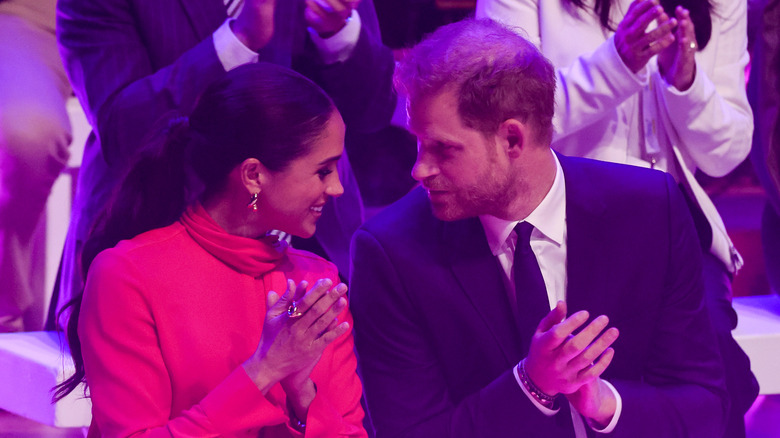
left=213, top=18, right=259, bottom=71
left=513, top=363, right=560, bottom=416
left=307, top=9, right=361, bottom=65
left=588, top=379, right=623, bottom=434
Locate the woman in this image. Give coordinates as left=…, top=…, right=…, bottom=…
left=476, top=1, right=757, bottom=436
left=54, top=63, right=366, bottom=437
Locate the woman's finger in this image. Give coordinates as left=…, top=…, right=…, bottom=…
left=302, top=291, right=348, bottom=335
left=292, top=278, right=334, bottom=316
left=314, top=321, right=351, bottom=347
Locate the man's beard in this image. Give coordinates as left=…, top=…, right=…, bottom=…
left=429, top=169, right=518, bottom=221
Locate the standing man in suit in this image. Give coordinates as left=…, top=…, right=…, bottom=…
left=350, top=18, right=728, bottom=437
left=51, top=0, right=395, bottom=326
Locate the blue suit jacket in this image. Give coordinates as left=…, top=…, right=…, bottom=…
left=54, top=0, right=395, bottom=311
left=350, top=155, right=728, bottom=437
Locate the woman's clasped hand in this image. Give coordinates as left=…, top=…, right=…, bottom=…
left=244, top=278, right=350, bottom=393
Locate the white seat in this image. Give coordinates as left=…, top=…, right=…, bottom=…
left=0, top=331, right=91, bottom=427
left=733, top=294, right=780, bottom=395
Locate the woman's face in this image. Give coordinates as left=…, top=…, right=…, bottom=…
left=258, top=111, right=345, bottom=238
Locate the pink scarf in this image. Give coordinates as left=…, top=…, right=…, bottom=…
left=180, top=203, right=285, bottom=277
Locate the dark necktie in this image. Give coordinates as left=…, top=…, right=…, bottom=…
left=513, top=221, right=550, bottom=356
left=224, top=0, right=244, bottom=17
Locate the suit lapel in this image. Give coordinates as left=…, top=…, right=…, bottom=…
left=559, top=156, right=615, bottom=318
left=177, top=0, right=227, bottom=41
left=442, top=218, right=522, bottom=366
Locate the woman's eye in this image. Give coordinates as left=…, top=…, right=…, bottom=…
left=317, top=169, right=333, bottom=179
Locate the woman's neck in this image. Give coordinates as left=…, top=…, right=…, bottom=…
left=200, top=194, right=268, bottom=239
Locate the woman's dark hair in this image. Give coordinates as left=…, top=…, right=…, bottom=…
left=565, top=0, right=713, bottom=49
left=52, top=63, right=336, bottom=401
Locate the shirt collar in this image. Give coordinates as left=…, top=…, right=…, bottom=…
left=479, top=152, right=566, bottom=255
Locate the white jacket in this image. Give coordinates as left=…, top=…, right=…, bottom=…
left=477, top=0, right=751, bottom=272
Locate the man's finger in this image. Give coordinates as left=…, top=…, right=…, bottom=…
left=560, top=315, right=610, bottom=360
left=537, top=300, right=566, bottom=333
left=578, top=347, right=616, bottom=381
left=574, top=327, right=620, bottom=369
left=549, top=310, right=590, bottom=343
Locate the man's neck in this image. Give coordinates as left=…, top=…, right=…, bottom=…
left=494, top=149, right=557, bottom=221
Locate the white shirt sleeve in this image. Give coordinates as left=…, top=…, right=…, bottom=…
left=588, top=379, right=622, bottom=434
left=307, top=9, right=361, bottom=65
left=512, top=363, right=623, bottom=433
left=212, top=18, right=259, bottom=71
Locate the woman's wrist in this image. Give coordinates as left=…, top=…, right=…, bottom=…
left=241, top=355, right=282, bottom=394
left=286, top=379, right=317, bottom=428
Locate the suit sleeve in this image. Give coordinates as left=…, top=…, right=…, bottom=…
left=608, top=174, right=729, bottom=438
left=350, top=229, right=561, bottom=438
left=80, top=250, right=291, bottom=437
left=56, top=0, right=228, bottom=166
left=294, top=0, right=396, bottom=134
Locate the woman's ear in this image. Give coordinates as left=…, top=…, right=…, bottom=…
left=239, top=158, right=268, bottom=195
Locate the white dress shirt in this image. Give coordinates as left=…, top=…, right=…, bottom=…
left=479, top=151, right=622, bottom=435
left=213, top=9, right=361, bottom=71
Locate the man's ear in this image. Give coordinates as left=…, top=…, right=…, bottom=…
left=239, top=158, right=269, bottom=195
left=497, top=118, right=528, bottom=159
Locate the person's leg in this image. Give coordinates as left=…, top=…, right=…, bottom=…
left=0, top=0, right=71, bottom=332
left=701, top=252, right=760, bottom=438
left=762, top=204, right=780, bottom=294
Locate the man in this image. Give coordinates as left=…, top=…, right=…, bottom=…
left=350, top=19, right=728, bottom=437
left=51, top=0, right=395, bottom=326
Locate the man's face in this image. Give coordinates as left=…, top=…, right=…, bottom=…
left=409, top=90, right=516, bottom=221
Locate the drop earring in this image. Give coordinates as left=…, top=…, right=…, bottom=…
left=247, top=193, right=259, bottom=212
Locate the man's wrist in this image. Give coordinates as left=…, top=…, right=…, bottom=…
left=517, top=359, right=557, bottom=409
left=317, top=15, right=350, bottom=39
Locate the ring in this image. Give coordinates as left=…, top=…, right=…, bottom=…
left=688, top=41, right=697, bottom=50
left=287, top=302, right=303, bottom=319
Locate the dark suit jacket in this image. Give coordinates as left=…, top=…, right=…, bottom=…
left=54, top=0, right=395, bottom=310
left=350, top=155, right=728, bottom=438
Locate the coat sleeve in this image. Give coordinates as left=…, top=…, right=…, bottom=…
left=56, top=0, right=228, bottom=166
left=293, top=0, right=396, bottom=135
left=80, top=250, right=291, bottom=437
left=350, top=228, right=561, bottom=438
left=607, top=174, right=729, bottom=437
left=655, top=0, right=752, bottom=177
